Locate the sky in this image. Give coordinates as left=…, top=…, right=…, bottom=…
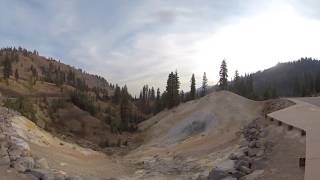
left=1, top=0, right=320, bottom=95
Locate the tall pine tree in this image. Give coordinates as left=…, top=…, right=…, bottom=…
left=190, top=74, right=196, bottom=100
left=3, top=55, right=12, bottom=81
left=219, top=59, right=228, bottom=89
left=166, top=71, right=180, bottom=109
left=201, top=72, right=208, bottom=97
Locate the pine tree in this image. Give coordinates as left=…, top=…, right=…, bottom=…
left=166, top=71, right=180, bottom=109
left=233, top=70, right=240, bottom=93
left=113, top=84, right=121, bottom=104
left=190, top=73, right=196, bottom=100
left=173, top=71, right=180, bottom=106
left=155, top=88, right=162, bottom=114
left=3, top=55, right=12, bottom=81
left=219, top=59, right=228, bottom=89
left=120, top=85, right=130, bottom=131
left=166, top=72, right=175, bottom=108
left=234, top=70, right=240, bottom=82
left=201, top=72, right=208, bottom=97
left=14, top=69, right=19, bottom=81
left=180, top=90, right=185, bottom=102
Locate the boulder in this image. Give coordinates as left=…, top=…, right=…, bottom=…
left=0, top=147, right=8, bottom=157
left=35, top=157, right=49, bottom=169
left=235, top=160, right=251, bottom=170
left=248, top=148, right=259, bottom=157
left=23, top=174, right=39, bottom=180
left=66, top=176, right=83, bottom=180
left=230, top=170, right=246, bottom=179
left=238, top=166, right=253, bottom=174
left=0, top=155, right=10, bottom=166
left=256, top=149, right=264, bottom=157
left=216, top=159, right=235, bottom=172
left=207, top=169, right=229, bottom=180
left=222, top=177, right=237, bottom=180
left=243, top=170, right=264, bottom=180
left=26, top=169, right=54, bottom=180
left=13, top=156, right=35, bottom=172
left=195, top=174, right=207, bottom=180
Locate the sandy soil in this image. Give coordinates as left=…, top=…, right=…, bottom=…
left=11, top=116, right=132, bottom=179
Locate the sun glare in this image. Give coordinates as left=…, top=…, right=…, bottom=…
left=192, top=3, right=320, bottom=81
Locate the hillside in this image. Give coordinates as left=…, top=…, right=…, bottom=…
left=0, top=47, right=112, bottom=94
left=0, top=47, right=146, bottom=151
left=230, top=58, right=320, bottom=100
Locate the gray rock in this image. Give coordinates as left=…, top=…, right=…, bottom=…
left=231, top=170, right=246, bottom=179
left=235, top=160, right=251, bottom=170
left=35, top=157, right=49, bottom=169
left=229, top=151, right=244, bottom=161
left=222, top=177, right=237, bottom=180
left=66, top=176, right=83, bottom=180
left=195, top=174, right=207, bottom=180
left=24, top=174, right=39, bottom=180
left=216, top=160, right=235, bottom=172
left=238, top=166, right=253, bottom=174
left=248, top=148, right=259, bottom=157
left=0, top=134, right=6, bottom=142
left=0, top=147, right=8, bottom=157
left=26, top=169, right=54, bottom=180
left=243, top=170, right=264, bottom=180
left=13, top=156, right=35, bottom=172
left=207, top=169, right=229, bottom=180
left=0, top=155, right=10, bottom=166
left=256, top=149, right=264, bottom=157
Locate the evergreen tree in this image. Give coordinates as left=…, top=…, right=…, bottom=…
left=233, top=70, right=240, bottom=93
left=219, top=59, right=228, bottom=89
left=120, top=85, right=130, bottom=131
left=155, top=88, right=162, bottom=114
left=316, top=72, right=320, bottom=93
left=165, top=71, right=180, bottom=109
left=180, top=90, right=185, bottom=102
left=190, top=73, right=196, bottom=100
left=166, top=72, right=175, bottom=108
left=14, top=69, right=19, bottom=81
left=113, top=84, right=121, bottom=104
left=201, top=72, right=208, bottom=97
left=173, top=71, right=180, bottom=106
left=3, top=55, right=12, bottom=81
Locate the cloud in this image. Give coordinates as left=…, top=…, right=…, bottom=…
left=1, top=0, right=320, bottom=95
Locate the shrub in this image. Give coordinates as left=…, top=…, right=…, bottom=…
left=4, top=97, right=36, bottom=120
left=70, top=90, right=97, bottom=115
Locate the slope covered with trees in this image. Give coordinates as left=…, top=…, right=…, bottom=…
left=0, top=47, right=146, bottom=149
left=230, top=57, right=320, bottom=100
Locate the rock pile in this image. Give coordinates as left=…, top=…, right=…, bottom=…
left=204, top=119, right=272, bottom=180
left=0, top=107, right=84, bottom=180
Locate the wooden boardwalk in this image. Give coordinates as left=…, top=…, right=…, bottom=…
left=268, top=98, right=320, bottom=180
